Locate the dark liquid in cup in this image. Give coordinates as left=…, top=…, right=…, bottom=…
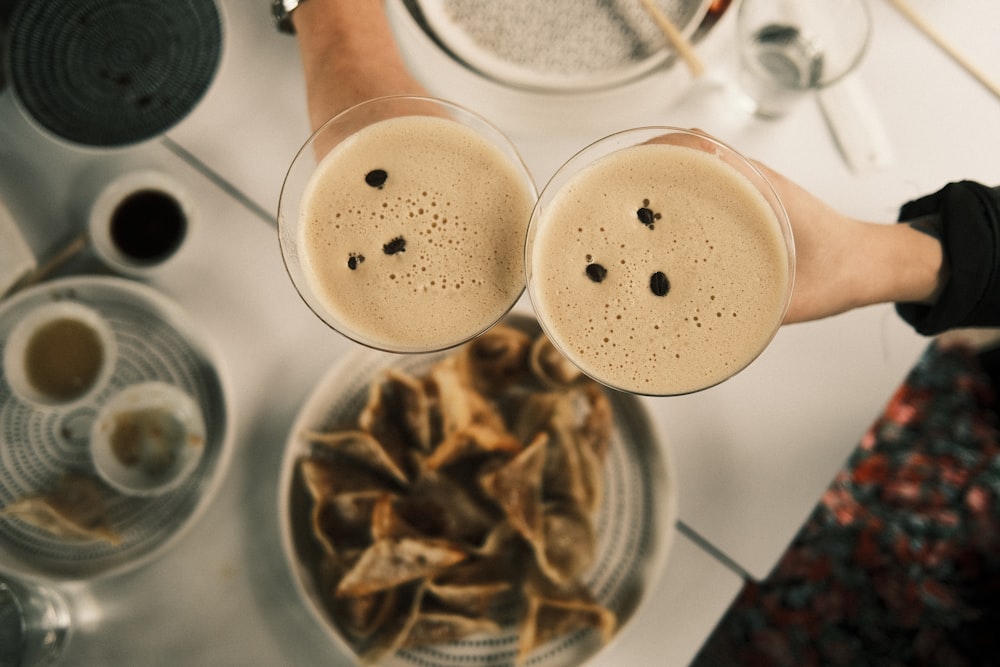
left=109, top=189, right=186, bottom=264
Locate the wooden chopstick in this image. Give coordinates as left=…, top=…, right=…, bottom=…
left=638, top=0, right=706, bottom=78
left=886, top=0, right=1000, bottom=102
left=7, top=231, right=89, bottom=295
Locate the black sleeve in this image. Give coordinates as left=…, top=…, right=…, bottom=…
left=895, top=181, right=1000, bottom=336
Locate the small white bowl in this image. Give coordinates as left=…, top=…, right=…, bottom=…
left=91, top=381, right=206, bottom=497
left=3, top=300, right=117, bottom=410
left=88, top=169, right=195, bottom=278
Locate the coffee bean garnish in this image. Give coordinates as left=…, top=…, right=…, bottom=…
left=383, top=236, right=406, bottom=255
left=585, top=263, right=607, bottom=283
left=365, top=169, right=388, bottom=189
left=637, top=199, right=662, bottom=229
left=347, top=253, right=365, bottom=270
left=650, top=271, right=670, bottom=296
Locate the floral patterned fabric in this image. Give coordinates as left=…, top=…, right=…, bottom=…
left=693, top=342, right=1000, bottom=667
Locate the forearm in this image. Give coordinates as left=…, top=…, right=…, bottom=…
left=853, top=219, right=947, bottom=309
left=293, top=0, right=427, bottom=131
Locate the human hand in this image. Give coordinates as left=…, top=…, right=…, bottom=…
left=749, top=160, right=945, bottom=324
left=746, top=161, right=870, bottom=323
left=650, top=129, right=945, bottom=324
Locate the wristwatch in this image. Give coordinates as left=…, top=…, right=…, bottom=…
left=272, top=0, right=304, bottom=34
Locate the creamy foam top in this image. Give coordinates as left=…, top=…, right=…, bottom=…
left=300, top=115, right=535, bottom=350
left=530, top=143, right=790, bottom=395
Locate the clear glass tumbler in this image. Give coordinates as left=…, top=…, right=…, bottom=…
left=0, top=575, right=71, bottom=666
left=735, top=0, right=872, bottom=118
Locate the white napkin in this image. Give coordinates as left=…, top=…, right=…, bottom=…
left=817, top=74, right=895, bottom=174
left=0, top=198, right=37, bottom=296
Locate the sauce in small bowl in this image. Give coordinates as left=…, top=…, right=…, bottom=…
left=3, top=301, right=117, bottom=410
left=91, top=381, right=205, bottom=497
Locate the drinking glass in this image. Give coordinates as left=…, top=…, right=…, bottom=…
left=525, top=127, right=794, bottom=396
left=0, top=575, right=71, bottom=666
left=735, top=0, right=872, bottom=118
left=277, top=96, right=537, bottom=354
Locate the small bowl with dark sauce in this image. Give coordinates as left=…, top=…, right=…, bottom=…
left=88, top=170, right=193, bottom=278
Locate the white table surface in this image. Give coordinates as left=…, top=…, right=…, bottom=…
left=1, top=0, right=998, bottom=665
left=166, top=0, right=1000, bottom=579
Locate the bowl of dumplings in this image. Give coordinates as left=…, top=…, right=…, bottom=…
left=278, top=313, right=677, bottom=666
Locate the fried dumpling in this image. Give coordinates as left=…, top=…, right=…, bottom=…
left=510, top=391, right=560, bottom=445
left=369, top=492, right=439, bottom=543
left=531, top=501, right=597, bottom=586
left=577, top=383, right=613, bottom=462
left=358, top=369, right=430, bottom=480
left=402, top=611, right=502, bottom=649
left=529, top=334, right=581, bottom=388
left=542, top=392, right=604, bottom=513
left=311, top=491, right=384, bottom=555
left=299, top=455, right=399, bottom=501
left=336, top=537, right=468, bottom=598
left=455, top=324, right=532, bottom=395
left=508, top=388, right=603, bottom=513
left=368, top=486, right=497, bottom=557
left=424, top=359, right=528, bottom=479
left=406, top=470, right=498, bottom=548
left=303, top=429, right=409, bottom=485
left=300, top=457, right=398, bottom=555
left=479, top=433, right=548, bottom=545
left=546, top=429, right=603, bottom=515
left=473, top=519, right=524, bottom=559
left=0, top=472, right=121, bottom=546
left=332, top=584, right=401, bottom=642
left=424, top=422, right=522, bottom=471
left=361, top=368, right=432, bottom=450
left=428, top=359, right=507, bottom=439
left=425, top=580, right=512, bottom=619
left=517, top=587, right=617, bottom=665
left=512, top=382, right=611, bottom=461
left=357, top=581, right=427, bottom=666
left=426, top=556, right=516, bottom=617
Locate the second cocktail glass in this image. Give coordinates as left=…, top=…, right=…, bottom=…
left=526, top=127, right=795, bottom=396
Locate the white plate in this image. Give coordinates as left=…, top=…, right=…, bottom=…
left=412, top=0, right=713, bottom=91
left=0, top=276, right=231, bottom=580
left=278, top=313, right=677, bottom=666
